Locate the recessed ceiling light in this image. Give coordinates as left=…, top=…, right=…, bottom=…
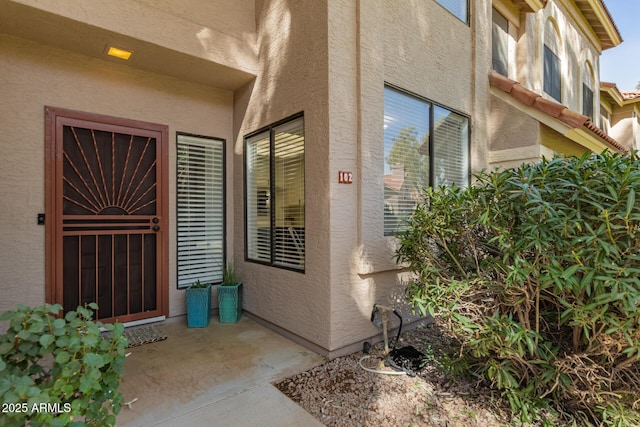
left=107, top=46, right=133, bottom=60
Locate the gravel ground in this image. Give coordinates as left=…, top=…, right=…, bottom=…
left=275, top=322, right=515, bottom=427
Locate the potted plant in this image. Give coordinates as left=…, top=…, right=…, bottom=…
left=217, top=263, right=242, bottom=323
left=185, top=279, right=211, bottom=328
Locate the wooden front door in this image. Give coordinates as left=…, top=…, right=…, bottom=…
left=45, top=107, right=168, bottom=323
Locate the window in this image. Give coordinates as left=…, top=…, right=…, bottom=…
left=492, top=8, right=509, bottom=77
left=177, top=134, right=225, bottom=289
left=600, top=109, right=610, bottom=133
left=582, top=62, right=595, bottom=120
left=245, top=115, right=305, bottom=271
left=582, top=84, right=594, bottom=120
left=543, top=20, right=562, bottom=102
left=434, top=0, right=468, bottom=23
left=544, top=46, right=561, bottom=101
left=384, top=86, right=469, bottom=235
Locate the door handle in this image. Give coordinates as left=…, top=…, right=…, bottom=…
left=152, top=224, right=160, bottom=232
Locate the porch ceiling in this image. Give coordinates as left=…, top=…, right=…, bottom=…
left=0, top=0, right=256, bottom=91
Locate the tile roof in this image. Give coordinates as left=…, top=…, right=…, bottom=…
left=489, top=71, right=626, bottom=152
left=622, top=91, right=640, bottom=101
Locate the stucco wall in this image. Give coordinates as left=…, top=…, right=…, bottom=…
left=6, top=0, right=257, bottom=76
left=0, top=34, right=234, bottom=320
left=520, top=1, right=601, bottom=116
left=316, top=0, right=492, bottom=355
left=489, top=95, right=539, bottom=151
left=233, top=0, right=332, bottom=350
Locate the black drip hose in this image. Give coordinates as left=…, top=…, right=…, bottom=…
left=391, top=309, right=403, bottom=349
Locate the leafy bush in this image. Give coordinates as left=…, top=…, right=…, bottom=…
left=396, top=152, right=640, bottom=426
left=0, top=303, right=128, bottom=427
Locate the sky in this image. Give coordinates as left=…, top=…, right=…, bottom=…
left=600, top=0, right=640, bottom=91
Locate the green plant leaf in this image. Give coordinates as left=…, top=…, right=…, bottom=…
left=39, top=334, right=55, bottom=347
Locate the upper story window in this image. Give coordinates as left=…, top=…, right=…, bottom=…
left=245, top=115, right=305, bottom=271
left=492, top=8, right=509, bottom=77
left=543, top=19, right=562, bottom=102
left=383, top=86, right=469, bottom=235
left=434, top=0, right=468, bottom=24
left=582, top=61, right=595, bottom=120
left=600, top=109, right=610, bottom=133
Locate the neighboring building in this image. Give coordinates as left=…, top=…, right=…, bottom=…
left=489, top=0, right=624, bottom=169
left=600, top=83, right=640, bottom=151
left=0, top=0, right=626, bottom=358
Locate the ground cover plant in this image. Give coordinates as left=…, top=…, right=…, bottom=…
left=0, top=303, right=128, bottom=426
left=396, top=151, right=640, bottom=426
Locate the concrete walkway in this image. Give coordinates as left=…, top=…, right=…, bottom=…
left=116, top=315, right=326, bottom=427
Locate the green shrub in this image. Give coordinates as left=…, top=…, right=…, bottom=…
left=396, top=151, right=640, bottom=426
left=0, top=303, right=128, bottom=427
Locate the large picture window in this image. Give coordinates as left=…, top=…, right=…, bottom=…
left=384, top=86, right=469, bottom=235
left=177, top=134, right=225, bottom=289
left=245, top=115, right=305, bottom=271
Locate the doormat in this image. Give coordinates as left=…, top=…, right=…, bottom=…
left=104, top=325, right=168, bottom=348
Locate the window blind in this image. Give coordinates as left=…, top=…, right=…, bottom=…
left=274, top=119, right=305, bottom=269
left=245, top=115, right=305, bottom=271
left=384, top=87, right=431, bottom=235
left=177, top=134, right=225, bottom=289
left=246, top=132, right=271, bottom=263
left=433, top=106, right=469, bottom=188
left=383, top=86, right=469, bottom=235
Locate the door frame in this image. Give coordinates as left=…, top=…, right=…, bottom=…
left=44, top=106, right=169, bottom=320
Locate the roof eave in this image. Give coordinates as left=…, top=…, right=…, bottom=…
left=490, top=72, right=626, bottom=153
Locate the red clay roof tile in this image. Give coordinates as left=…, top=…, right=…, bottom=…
left=489, top=71, right=626, bottom=152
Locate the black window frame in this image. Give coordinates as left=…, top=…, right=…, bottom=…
left=383, top=84, right=471, bottom=236
left=243, top=113, right=305, bottom=273
left=176, top=132, right=226, bottom=290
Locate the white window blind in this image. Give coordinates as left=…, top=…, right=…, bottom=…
left=384, top=86, right=469, bottom=235
left=433, top=106, right=469, bottom=187
left=434, top=0, right=468, bottom=23
left=246, top=131, right=271, bottom=263
left=384, top=87, right=430, bottom=235
left=177, top=134, right=225, bottom=289
left=245, top=115, right=305, bottom=271
left=274, top=119, right=305, bottom=269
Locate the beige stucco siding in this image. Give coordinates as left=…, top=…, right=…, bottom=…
left=233, top=0, right=332, bottom=351
left=521, top=1, right=601, bottom=116
left=0, top=33, right=234, bottom=319
left=316, top=0, right=492, bottom=355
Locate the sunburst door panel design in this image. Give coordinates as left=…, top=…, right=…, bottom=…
left=56, top=121, right=164, bottom=323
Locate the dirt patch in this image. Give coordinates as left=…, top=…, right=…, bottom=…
left=276, top=323, right=515, bottom=426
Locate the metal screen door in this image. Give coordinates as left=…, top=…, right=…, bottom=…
left=45, top=107, right=168, bottom=323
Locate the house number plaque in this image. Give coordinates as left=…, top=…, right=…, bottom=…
left=338, top=171, right=353, bottom=184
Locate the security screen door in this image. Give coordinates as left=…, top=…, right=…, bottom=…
left=45, top=107, right=168, bottom=323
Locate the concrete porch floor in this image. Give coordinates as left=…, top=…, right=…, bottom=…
left=116, top=315, right=326, bottom=427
